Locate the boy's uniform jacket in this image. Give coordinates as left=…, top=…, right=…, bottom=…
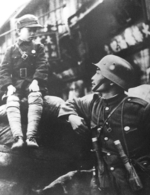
left=0, top=39, right=48, bottom=94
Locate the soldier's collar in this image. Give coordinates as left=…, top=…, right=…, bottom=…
left=102, top=92, right=126, bottom=106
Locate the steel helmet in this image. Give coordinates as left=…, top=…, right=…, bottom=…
left=16, top=14, right=42, bottom=29
left=94, top=55, right=134, bottom=90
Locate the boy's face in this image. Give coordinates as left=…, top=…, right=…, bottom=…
left=18, top=27, right=37, bottom=41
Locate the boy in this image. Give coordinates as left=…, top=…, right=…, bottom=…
left=0, top=14, right=48, bottom=150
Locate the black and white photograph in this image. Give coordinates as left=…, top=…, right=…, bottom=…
left=0, top=0, right=150, bottom=194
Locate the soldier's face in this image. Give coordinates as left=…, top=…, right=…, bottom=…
left=91, top=67, right=111, bottom=92
left=18, top=27, right=37, bottom=41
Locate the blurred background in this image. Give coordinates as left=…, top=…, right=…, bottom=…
left=0, top=0, right=150, bottom=100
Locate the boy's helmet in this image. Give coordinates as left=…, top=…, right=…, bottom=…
left=94, top=55, right=134, bottom=90
left=16, top=14, right=42, bottom=29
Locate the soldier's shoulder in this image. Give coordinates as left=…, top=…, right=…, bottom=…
left=79, top=94, right=97, bottom=104
left=84, top=93, right=100, bottom=101
left=81, top=94, right=94, bottom=101
left=126, top=96, right=149, bottom=107
left=82, top=93, right=102, bottom=105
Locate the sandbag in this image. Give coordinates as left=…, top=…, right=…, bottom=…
left=0, top=95, right=93, bottom=195
left=33, top=169, right=93, bottom=195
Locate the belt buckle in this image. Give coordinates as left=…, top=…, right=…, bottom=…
left=21, top=52, right=28, bottom=60
left=20, top=68, right=27, bottom=78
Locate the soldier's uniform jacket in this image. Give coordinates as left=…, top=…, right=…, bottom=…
left=0, top=39, right=48, bottom=94
left=59, top=92, right=150, bottom=194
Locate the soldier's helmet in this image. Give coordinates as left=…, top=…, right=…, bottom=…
left=16, top=14, right=42, bottom=29
left=94, top=55, right=134, bottom=90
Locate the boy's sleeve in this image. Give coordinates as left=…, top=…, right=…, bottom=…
left=0, top=48, right=13, bottom=91
left=33, top=43, right=49, bottom=84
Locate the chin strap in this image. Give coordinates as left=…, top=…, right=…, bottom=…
left=92, top=81, right=102, bottom=92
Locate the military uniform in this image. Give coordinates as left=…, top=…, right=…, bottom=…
left=0, top=39, right=48, bottom=96
left=0, top=14, right=49, bottom=149
left=59, top=91, right=150, bottom=195
left=59, top=54, right=150, bottom=194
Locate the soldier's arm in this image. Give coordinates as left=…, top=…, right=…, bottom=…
left=59, top=94, right=94, bottom=119
left=58, top=94, right=94, bottom=133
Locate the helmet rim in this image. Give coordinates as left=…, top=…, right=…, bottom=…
left=93, top=55, right=134, bottom=91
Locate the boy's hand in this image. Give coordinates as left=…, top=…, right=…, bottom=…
left=7, top=85, right=16, bottom=96
left=29, top=80, right=40, bottom=92
left=68, top=115, right=89, bottom=135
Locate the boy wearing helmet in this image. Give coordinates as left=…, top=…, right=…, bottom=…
left=59, top=55, right=150, bottom=194
left=0, top=14, right=48, bottom=150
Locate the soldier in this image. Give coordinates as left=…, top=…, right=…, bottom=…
left=59, top=55, right=150, bottom=195
left=0, top=14, right=48, bottom=150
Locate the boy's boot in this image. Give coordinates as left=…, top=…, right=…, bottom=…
left=26, top=92, right=43, bottom=148
left=6, top=95, right=24, bottom=150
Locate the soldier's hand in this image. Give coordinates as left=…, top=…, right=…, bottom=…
left=68, top=115, right=89, bottom=135
left=29, top=79, right=40, bottom=92
left=7, top=85, right=16, bottom=96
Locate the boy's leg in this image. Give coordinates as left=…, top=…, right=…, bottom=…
left=6, top=95, right=24, bottom=149
left=26, top=91, right=43, bottom=148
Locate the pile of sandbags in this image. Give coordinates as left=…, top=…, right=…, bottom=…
left=0, top=96, right=93, bottom=195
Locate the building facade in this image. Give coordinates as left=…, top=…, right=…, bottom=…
left=0, top=0, right=150, bottom=99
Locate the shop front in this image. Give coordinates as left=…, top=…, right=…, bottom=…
left=104, top=21, right=150, bottom=87
left=63, top=0, right=150, bottom=99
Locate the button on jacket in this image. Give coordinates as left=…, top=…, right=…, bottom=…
left=59, top=93, right=150, bottom=194
left=0, top=39, right=48, bottom=92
